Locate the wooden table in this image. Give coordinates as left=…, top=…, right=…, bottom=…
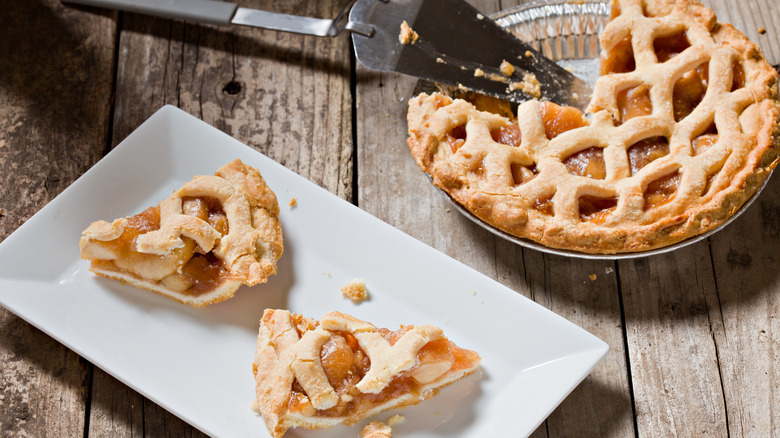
left=1, top=0, right=778, bottom=436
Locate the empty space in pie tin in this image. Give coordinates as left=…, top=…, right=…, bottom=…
left=412, top=0, right=776, bottom=260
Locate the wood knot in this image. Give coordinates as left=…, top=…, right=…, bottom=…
left=222, top=80, right=242, bottom=95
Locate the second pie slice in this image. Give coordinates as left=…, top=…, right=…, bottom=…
left=79, top=159, right=283, bottom=307
left=253, top=309, right=481, bottom=437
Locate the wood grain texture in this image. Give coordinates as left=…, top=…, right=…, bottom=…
left=708, top=174, right=780, bottom=436
left=111, top=0, right=353, bottom=199
left=0, top=0, right=115, bottom=436
left=619, top=245, right=728, bottom=437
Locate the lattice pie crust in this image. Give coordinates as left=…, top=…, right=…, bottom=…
left=407, top=0, right=779, bottom=253
left=253, top=309, right=481, bottom=437
left=79, top=159, right=283, bottom=306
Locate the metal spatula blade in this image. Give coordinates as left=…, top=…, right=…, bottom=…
left=63, top=0, right=591, bottom=108
left=350, top=0, right=591, bottom=109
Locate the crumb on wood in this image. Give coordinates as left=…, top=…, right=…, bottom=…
left=341, top=278, right=368, bottom=303
left=399, top=20, right=419, bottom=45
left=588, top=273, right=597, bottom=281
left=361, top=420, right=392, bottom=438
left=474, top=68, right=485, bottom=77
left=758, top=27, right=766, bottom=34
left=436, top=57, right=445, bottom=64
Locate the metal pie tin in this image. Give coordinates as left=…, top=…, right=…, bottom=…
left=412, top=0, right=775, bottom=259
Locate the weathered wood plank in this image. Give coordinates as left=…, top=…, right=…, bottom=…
left=86, top=368, right=144, bottom=437
left=619, top=245, right=727, bottom=437
left=0, top=312, right=91, bottom=437
left=0, top=0, right=116, bottom=436
left=707, top=174, right=780, bottom=436
left=89, top=0, right=353, bottom=435
left=356, top=1, right=633, bottom=437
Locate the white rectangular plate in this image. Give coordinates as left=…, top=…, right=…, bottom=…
left=0, top=106, right=608, bottom=437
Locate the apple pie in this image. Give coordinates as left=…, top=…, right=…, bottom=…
left=79, top=159, right=283, bottom=306
left=252, top=309, right=480, bottom=437
left=407, top=0, right=779, bottom=253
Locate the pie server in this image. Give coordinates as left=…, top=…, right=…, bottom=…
left=63, top=0, right=592, bottom=109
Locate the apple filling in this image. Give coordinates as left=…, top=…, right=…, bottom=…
left=617, top=84, right=653, bottom=123
left=85, top=196, right=235, bottom=296
left=564, top=147, right=607, bottom=179
left=644, top=171, right=681, bottom=210
left=283, top=321, right=479, bottom=420
left=579, top=196, right=618, bottom=224
left=628, top=137, right=670, bottom=175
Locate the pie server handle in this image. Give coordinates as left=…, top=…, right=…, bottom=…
left=63, top=0, right=238, bottom=26
left=62, top=0, right=372, bottom=37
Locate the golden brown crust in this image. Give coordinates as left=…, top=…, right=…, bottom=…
left=79, top=159, right=283, bottom=306
left=252, top=309, right=480, bottom=437
left=406, top=0, right=779, bottom=254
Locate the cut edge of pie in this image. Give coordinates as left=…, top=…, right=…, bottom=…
left=252, top=309, right=481, bottom=437
left=79, top=159, right=283, bottom=307
left=406, top=0, right=780, bottom=254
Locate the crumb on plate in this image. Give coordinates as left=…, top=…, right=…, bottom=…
left=288, top=197, right=297, bottom=208
left=387, top=414, right=405, bottom=426
left=341, top=278, right=368, bottom=303
left=361, top=420, right=392, bottom=438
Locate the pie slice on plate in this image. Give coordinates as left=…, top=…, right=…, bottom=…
left=406, top=0, right=780, bottom=254
left=253, top=309, right=481, bottom=437
left=79, top=159, right=283, bottom=306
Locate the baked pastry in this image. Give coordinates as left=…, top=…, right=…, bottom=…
left=407, top=0, right=779, bottom=253
left=79, top=159, right=283, bottom=306
left=253, top=309, right=480, bottom=437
